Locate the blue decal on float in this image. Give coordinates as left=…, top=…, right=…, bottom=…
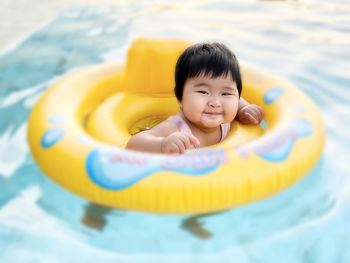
left=78, top=136, right=93, bottom=144
left=48, top=115, right=67, bottom=124
left=41, top=128, right=65, bottom=148
left=289, top=118, right=313, bottom=137
left=264, top=87, right=284, bottom=104
left=236, top=118, right=313, bottom=162
left=259, top=138, right=294, bottom=162
left=161, top=150, right=226, bottom=175
left=86, top=147, right=161, bottom=190
left=291, top=105, right=307, bottom=113
left=85, top=147, right=227, bottom=190
left=260, top=119, right=268, bottom=130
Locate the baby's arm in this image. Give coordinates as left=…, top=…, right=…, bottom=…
left=126, top=120, right=199, bottom=154
left=236, top=97, right=264, bottom=125
left=126, top=130, right=165, bottom=153
left=161, top=131, right=200, bottom=154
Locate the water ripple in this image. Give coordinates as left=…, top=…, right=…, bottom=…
left=0, top=1, right=350, bottom=262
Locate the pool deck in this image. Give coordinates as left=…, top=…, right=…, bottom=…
left=0, top=0, right=122, bottom=53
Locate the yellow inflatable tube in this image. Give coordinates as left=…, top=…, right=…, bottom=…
left=27, top=38, right=325, bottom=214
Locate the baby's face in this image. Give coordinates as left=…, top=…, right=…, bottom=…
left=180, top=73, right=239, bottom=130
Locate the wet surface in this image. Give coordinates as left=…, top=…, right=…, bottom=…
left=1, top=1, right=350, bottom=262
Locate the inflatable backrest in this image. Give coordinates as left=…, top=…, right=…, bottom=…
left=125, top=38, right=192, bottom=96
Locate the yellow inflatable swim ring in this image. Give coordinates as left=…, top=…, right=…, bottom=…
left=28, top=38, right=325, bottom=214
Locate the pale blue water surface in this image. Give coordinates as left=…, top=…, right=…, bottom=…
left=1, top=1, right=350, bottom=262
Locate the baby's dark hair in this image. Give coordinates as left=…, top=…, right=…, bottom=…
left=174, top=42, right=242, bottom=101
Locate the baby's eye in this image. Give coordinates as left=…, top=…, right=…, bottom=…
left=197, top=90, right=208, bottom=94
left=222, top=93, right=233, bottom=96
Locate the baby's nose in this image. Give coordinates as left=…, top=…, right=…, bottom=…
left=208, top=97, right=221, bottom=107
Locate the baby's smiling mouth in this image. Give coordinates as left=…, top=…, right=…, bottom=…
left=203, top=112, right=223, bottom=115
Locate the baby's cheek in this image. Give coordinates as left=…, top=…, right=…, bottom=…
left=184, top=98, right=205, bottom=120
left=185, top=110, right=201, bottom=123
left=225, top=112, right=236, bottom=123
left=224, top=102, right=238, bottom=121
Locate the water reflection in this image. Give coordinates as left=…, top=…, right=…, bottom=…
left=81, top=203, right=111, bottom=231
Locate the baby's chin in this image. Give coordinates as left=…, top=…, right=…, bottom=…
left=199, top=117, right=224, bottom=129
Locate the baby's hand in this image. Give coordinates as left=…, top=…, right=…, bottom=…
left=237, top=104, right=264, bottom=125
left=161, top=132, right=200, bottom=154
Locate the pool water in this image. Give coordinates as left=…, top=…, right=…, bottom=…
left=1, top=1, right=350, bottom=262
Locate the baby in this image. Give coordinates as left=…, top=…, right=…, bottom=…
left=126, top=42, right=264, bottom=154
